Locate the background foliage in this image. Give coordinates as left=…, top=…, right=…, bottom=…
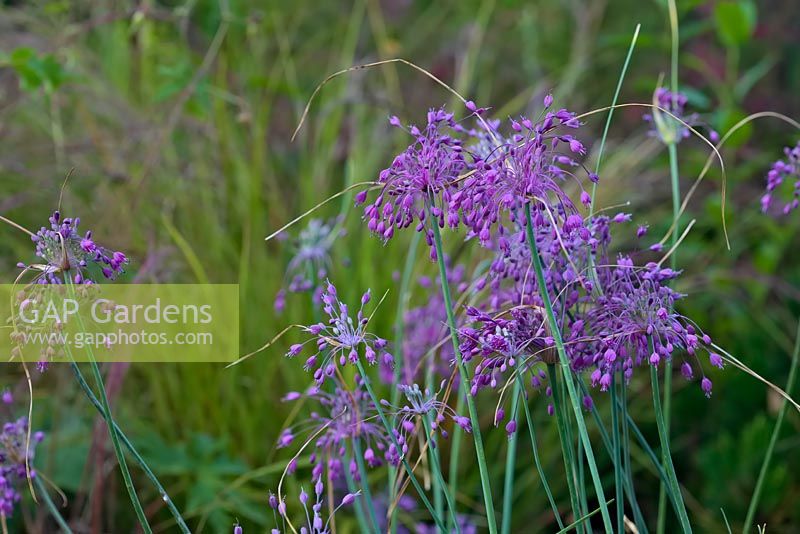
left=0, top=0, right=799, bottom=531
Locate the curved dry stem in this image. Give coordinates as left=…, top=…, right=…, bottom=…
left=291, top=58, right=497, bottom=143
left=574, top=102, right=728, bottom=247
left=226, top=325, right=303, bottom=368
left=265, top=181, right=378, bottom=242
left=711, top=343, right=800, bottom=412
left=659, top=111, right=800, bottom=247
left=0, top=215, right=35, bottom=237
left=656, top=219, right=696, bottom=268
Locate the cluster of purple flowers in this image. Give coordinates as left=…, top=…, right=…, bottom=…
left=287, top=281, right=392, bottom=387
left=268, top=476, right=359, bottom=534
left=17, top=211, right=127, bottom=284
left=0, top=393, right=45, bottom=517
left=643, top=87, right=719, bottom=146
left=761, top=140, right=800, bottom=215
left=279, top=377, right=400, bottom=482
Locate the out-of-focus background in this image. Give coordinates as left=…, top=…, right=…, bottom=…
left=1, top=0, right=799, bottom=531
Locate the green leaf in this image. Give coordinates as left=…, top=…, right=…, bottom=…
left=713, top=1, right=757, bottom=47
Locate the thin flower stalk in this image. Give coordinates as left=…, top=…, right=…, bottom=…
left=352, top=437, right=381, bottom=532
left=33, top=475, right=73, bottom=533
left=516, top=372, right=563, bottom=529
left=63, top=280, right=152, bottom=534
left=428, top=201, right=498, bottom=534
left=500, top=379, right=521, bottom=534
left=353, top=359, right=448, bottom=532
left=649, top=338, right=692, bottom=533
left=524, top=203, right=613, bottom=532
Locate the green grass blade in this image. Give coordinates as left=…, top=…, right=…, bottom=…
left=501, top=377, right=521, bottom=534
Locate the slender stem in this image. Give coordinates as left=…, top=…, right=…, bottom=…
left=352, top=437, right=381, bottom=532
left=68, top=363, right=190, bottom=532
left=524, top=204, right=612, bottom=531
left=743, top=318, right=800, bottom=533
left=63, top=282, right=151, bottom=534
left=658, top=139, right=681, bottom=534
left=421, top=414, right=460, bottom=532
left=390, top=231, right=420, bottom=533
left=649, top=340, right=691, bottom=533
left=343, top=452, right=372, bottom=534
left=428, top=198, right=498, bottom=534
left=621, top=379, right=646, bottom=534
left=611, top=371, right=624, bottom=533
left=447, top=390, right=466, bottom=532
left=354, top=360, right=447, bottom=532
left=500, top=378, right=521, bottom=534
left=33, top=475, right=73, bottom=533
left=576, top=378, right=648, bottom=532
left=547, top=365, right=582, bottom=531
left=517, top=373, right=564, bottom=529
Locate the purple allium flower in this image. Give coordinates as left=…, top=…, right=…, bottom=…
left=233, top=523, right=243, bottom=534
left=18, top=211, right=128, bottom=284
left=577, top=258, right=718, bottom=396
left=388, top=383, right=472, bottom=439
left=275, top=218, right=344, bottom=312
left=358, top=108, right=467, bottom=251
left=0, top=415, right=44, bottom=517
left=459, top=306, right=554, bottom=396
left=454, top=108, right=594, bottom=245
left=760, top=140, right=800, bottom=215
left=269, top=476, right=361, bottom=534
left=281, top=377, right=398, bottom=482
left=1, top=391, right=12, bottom=405
left=417, top=513, right=479, bottom=534
left=289, top=281, right=390, bottom=387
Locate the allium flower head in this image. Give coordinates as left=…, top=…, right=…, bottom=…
left=358, top=108, right=467, bottom=253
left=269, top=475, right=359, bottom=534
left=454, top=96, right=594, bottom=245
left=459, top=306, right=554, bottom=396
left=18, top=211, right=128, bottom=284
left=288, top=281, right=391, bottom=387
left=274, top=218, right=343, bottom=313
left=0, top=416, right=45, bottom=516
left=386, top=383, right=472, bottom=438
left=281, top=378, right=398, bottom=482
left=580, top=258, right=718, bottom=396
left=760, top=140, right=800, bottom=215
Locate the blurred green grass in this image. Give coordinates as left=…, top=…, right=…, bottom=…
left=1, top=0, right=799, bottom=531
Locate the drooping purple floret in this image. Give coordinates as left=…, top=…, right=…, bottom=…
left=19, top=211, right=128, bottom=284
left=288, top=281, right=391, bottom=387
left=269, top=474, right=360, bottom=534
left=386, top=383, right=472, bottom=438
left=358, top=108, right=467, bottom=254
left=761, top=140, right=800, bottom=216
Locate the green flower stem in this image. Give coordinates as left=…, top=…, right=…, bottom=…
left=63, top=281, right=151, bottom=534
left=743, top=318, right=800, bottom=533
left=390, top=231, right=420, bottom=534
left=343, top=452, right=372, bottom=534
left=547, top=364, right=582, bottom=531
left=516, top=372, right=564, bottom=529
left=421, top=413, right=460, bottom=532
left=33, top=474, right=73, bottom=533
left=649, top=339, right=691, bottom=533
left=352, top=437, right=381, bottom=531
left=354, top=360, right=447, bottom=532
left=500, top=378, right=521, bottom=534
left=611, top=371, right=624, bottom=533
left=621, top=378, right=646, bottom=533
left=447, top=390, right=466, bottom=532
left=658, top=139, right=681, bottom=534
left=67, top=362, right=189, bottom=532
left=524, top=203, right=613, bottom=532
left=428, top=205, right=498, bottom=534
